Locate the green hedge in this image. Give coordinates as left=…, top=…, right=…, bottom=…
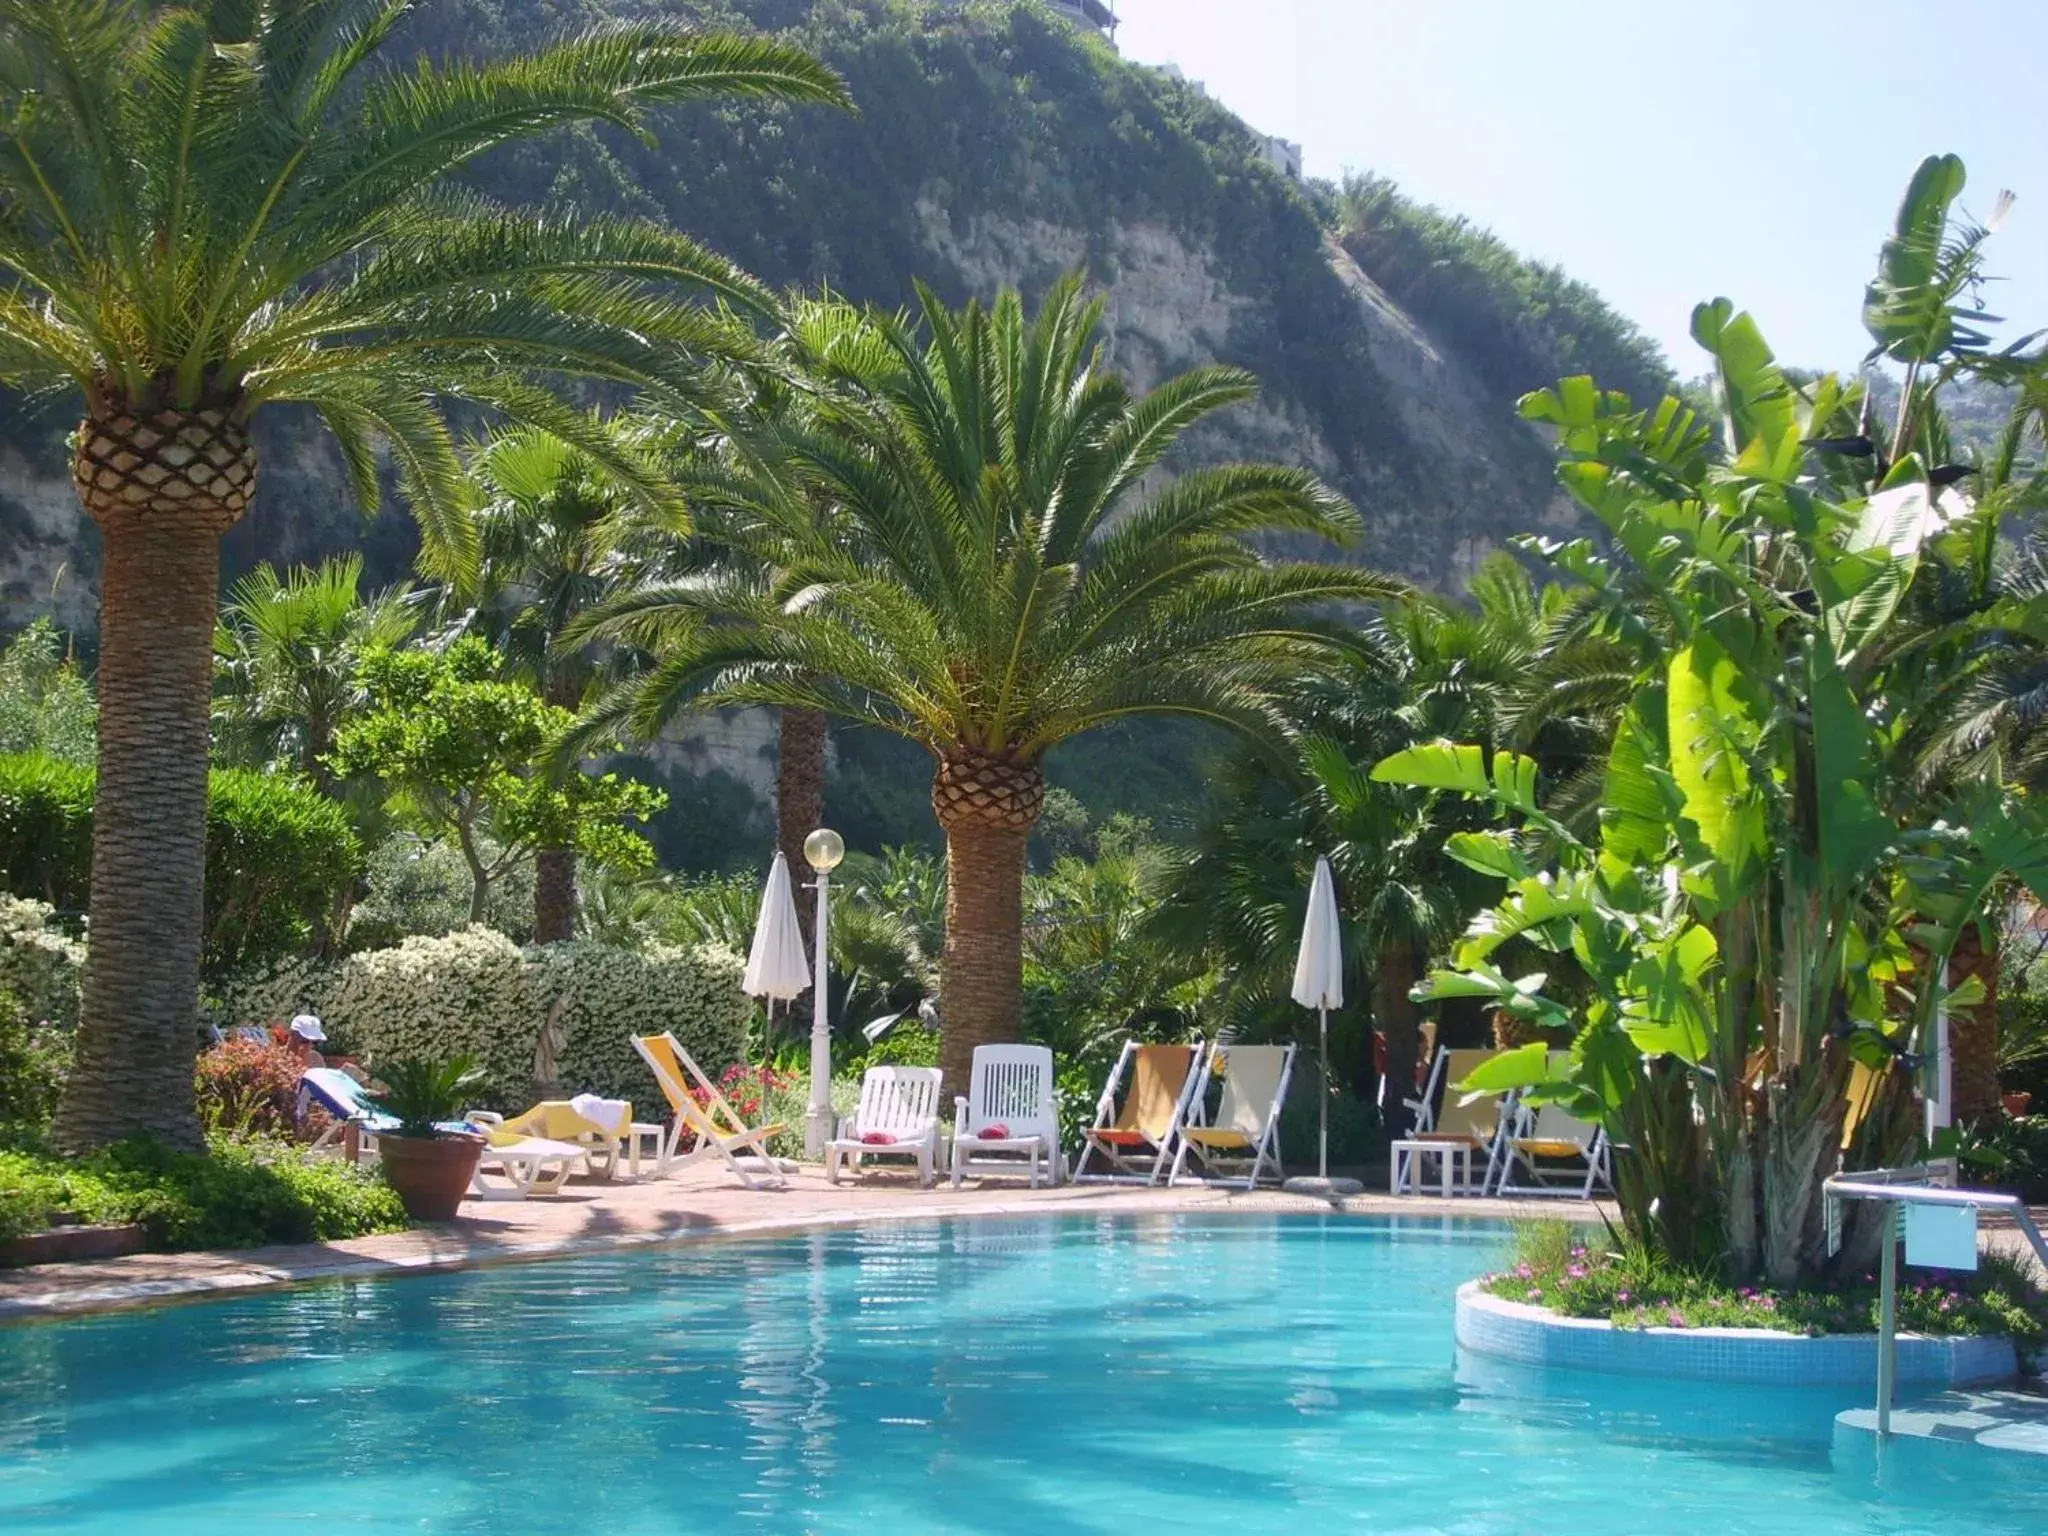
left=0, top=752, right=362, bottom=972
left=214, top=928, right=751, bottom=1115
left=0, top=1138, right=406, bottom=1249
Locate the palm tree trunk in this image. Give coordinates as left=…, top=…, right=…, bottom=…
left=932, top=748, right=1045, bottom=1095
left=1374, top=940, right=1425, bottom=1139
left=777, top=706, right=827, bottom=959
left=1947, top=921, right=2002, bottom=1126
left=53, top=405, right=256, bottom=1154
left=532, top=673, right=582, bottom=944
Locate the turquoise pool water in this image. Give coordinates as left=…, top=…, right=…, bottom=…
left=0, top=1214, right=2027, bottom=1533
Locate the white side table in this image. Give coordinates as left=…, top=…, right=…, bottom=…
left=621, top=1121, right=668, bottom=1180
left=1390, top=1138, right=1470, bottom=1197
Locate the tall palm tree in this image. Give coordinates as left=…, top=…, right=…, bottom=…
left=0, top=0, right=846, bottom=1151
left=577, top=278, right=1399, bottom=1088
left=213, top=554, right=417, bottom=792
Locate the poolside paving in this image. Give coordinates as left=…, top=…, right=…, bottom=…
left=0, top=1161, right=1609, bottom=1322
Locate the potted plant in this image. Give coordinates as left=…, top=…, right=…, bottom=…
left=367, top=1055, right=488, bottom=1220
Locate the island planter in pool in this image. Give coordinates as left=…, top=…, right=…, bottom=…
left=1455, top=1282, right=2019, bottom=1387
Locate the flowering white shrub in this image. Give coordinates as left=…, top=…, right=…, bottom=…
left=0, top=896, right=85, bottom=1027
left=214, top=927, right=748, bottom=1114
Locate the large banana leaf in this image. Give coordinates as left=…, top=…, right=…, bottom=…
left=1863, top=153, right=1972, bottom=364
left=1666, top=635, right=1767, bottom=901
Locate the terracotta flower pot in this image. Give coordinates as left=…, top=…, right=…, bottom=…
left=378, top=1132, right=485, bottom=1221
left=2003, top=1091, right=2033, bottom=1119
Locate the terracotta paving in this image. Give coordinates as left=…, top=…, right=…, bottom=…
left=0, top=1162, right=1606, bottom=1323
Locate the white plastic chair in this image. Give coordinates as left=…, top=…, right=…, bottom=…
left=1493, top=1096, right=1612, bottom=1199
left=951, top=1044, right=1061, bottom=1187
left=827, top=1066, right=944, bottom=1186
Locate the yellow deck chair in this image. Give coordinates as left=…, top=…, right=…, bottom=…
left=631, top=1033, right=787, bottom=1189
left=1841, top=1058, right=1889, bottom=1152
left=1073, top=1041, right=1204, bottom=1185
left=1170, top=1042, right=1296, bottom=1188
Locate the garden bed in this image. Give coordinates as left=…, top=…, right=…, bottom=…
left=1454, top=1224, right=2047, bottom=1386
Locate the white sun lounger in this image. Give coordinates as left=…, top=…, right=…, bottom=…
left=1493, top=1096, right=1613, bottom=1199
left=827, top=1066, right=943, bottom=1186
left=951, top=1044, right=1061, bottom=1187
left=464, top=1114, right=590, bottom=1200
left=1169, top=1041, right=1295, bottom=1188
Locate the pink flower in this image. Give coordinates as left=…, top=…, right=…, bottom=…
left=1566, top=1264, right=1587, bottom=1279
left=1526, top=1287, right=1544, bottom=1302
left=1665, top=1309, right=1686, bottom=1328
left=1615, top=1289, right=1632, bottom=1304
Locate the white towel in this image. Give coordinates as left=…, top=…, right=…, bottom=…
left=569, top=1093, right=630, bottom=1133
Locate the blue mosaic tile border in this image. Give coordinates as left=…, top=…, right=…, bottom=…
left=1455, top=1282, right=2017, bottom=1387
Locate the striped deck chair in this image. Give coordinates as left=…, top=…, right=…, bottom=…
left=630, top=1033, right=787, bottom=1190
left=1170, top=1041, right=1295, bottom=1188
left=1072, top=1041, right=1205, bottom=1185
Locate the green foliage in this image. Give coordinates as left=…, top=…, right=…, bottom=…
left=0, top=987, right=70, bottom=1140
left=367, top=1055, right=488, bottom=1137
left=1331, top=174, right=1670, bottom=410
left=0, top=0, right=848, bottom=579
left=331, top=639, right=664, bottom=919
left=0, top=1137, right=406, bottom=1250
left=0, top=620, right=95, bottom=766
left=0, top=753, right=360, bottom=970
left=214, top=927, right=751, bottom=1113
left=1486, top=1222, right=2048, bottom=1356
left=1377, top=156, right=2048, bottom=1285
left=1973, top=1116, right=2048, bottom=1203
left=347, top=830, right=538, bottom=950
left=212, top=557, right=417, bottom=786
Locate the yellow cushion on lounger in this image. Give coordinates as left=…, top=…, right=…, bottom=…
left=1087, top=1128, right=1151, bottom=1148
left=1184, top=1128, right=1253, bottom=1149
left=1516, top=1138, right=1585, bottom=1159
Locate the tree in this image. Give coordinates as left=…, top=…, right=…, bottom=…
left=451, top=422, right=652, bottom=942
left=577, top=278, right=1398, bottom=1088
left=1156, top=558, right=1599, bottom=1133
left=1377, top=159, right=2048, bottom=1282
left=0, top=0, right=846, bottom=1151
left=329, top=639, right=664, bottom=925
left=0, top=620, right=96, bottom=766
left=213, top=556, right=417, bottom=793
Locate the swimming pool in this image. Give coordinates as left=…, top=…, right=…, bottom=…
left=0, top=1214, right=2023, bottom=1533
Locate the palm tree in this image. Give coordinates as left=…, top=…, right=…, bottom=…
left=0, top=0, right=846, bottom=1152
left=451, top=421, right=652, bottom=941
left=1157, top=557, right=1588, bottom=1131
left=213, top=555, right=417, bottom=792
left=577, top=278, right=1399, bottom=1088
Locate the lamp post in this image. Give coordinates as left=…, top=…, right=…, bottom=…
left=802, top=827, right=845, bottom=1158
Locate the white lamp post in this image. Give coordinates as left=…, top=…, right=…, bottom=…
left=802, top=827, right=846, bottom=1158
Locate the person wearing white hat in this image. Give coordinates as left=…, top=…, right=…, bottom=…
left=285, top=1014, right=329, bottom=1072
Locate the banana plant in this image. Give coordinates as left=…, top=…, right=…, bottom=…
left=1376, top=162, right=2048, bottom=1281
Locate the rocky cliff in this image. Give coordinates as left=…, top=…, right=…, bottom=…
left=0, top=0, right=1669, bottom=860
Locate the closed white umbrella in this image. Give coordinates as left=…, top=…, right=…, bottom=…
left=1291, top=855, right=1344, bottom=1179
left=743, top=852, right=811, bottom=1009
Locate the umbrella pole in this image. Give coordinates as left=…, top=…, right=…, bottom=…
left=1319, top=1005, right=1329, bottom=1180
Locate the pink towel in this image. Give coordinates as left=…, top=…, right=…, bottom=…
left=860, top=1131, right=897, bottom=1146
left=979, top=1124, right=1010, bottom=1140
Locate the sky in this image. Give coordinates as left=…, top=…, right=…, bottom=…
left=1111, top=0, right=2047, bottom=377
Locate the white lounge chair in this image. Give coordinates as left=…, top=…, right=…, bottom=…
left=1072, top=1041, right=1205, bottom=1185
left=1170, top=1041, right=1295, bottom=1188
left=630, top=1033, right=788, bottom=1190
left=827, top=1066, right=943, bottom=1186
left=951, top=1044, right=1061, bottom=1188
left=464, top=1113, right=590, bottom=1200
left=1391, top=1047, right=1508, bottom=1195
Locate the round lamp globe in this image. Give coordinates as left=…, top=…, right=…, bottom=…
left=803, top=827, right=846, bottom=873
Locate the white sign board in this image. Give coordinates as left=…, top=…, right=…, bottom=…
left=1903, top=1203, right=1978, bottom=1272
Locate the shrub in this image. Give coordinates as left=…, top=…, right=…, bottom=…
left=0, top=986, right=71, bottom=1140
left=0, top=753, right=361, bottom=971
left=0, top=896, right=85, bottom=1030
left=0, top=1136, right=406, bottom=1249
left=194, top=1038, right=309, bottom=1140
left=214, top=928, right=750, bottom=1116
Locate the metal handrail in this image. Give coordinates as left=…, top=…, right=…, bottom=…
left=1822, top=1169, right=2048, bottom=1437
